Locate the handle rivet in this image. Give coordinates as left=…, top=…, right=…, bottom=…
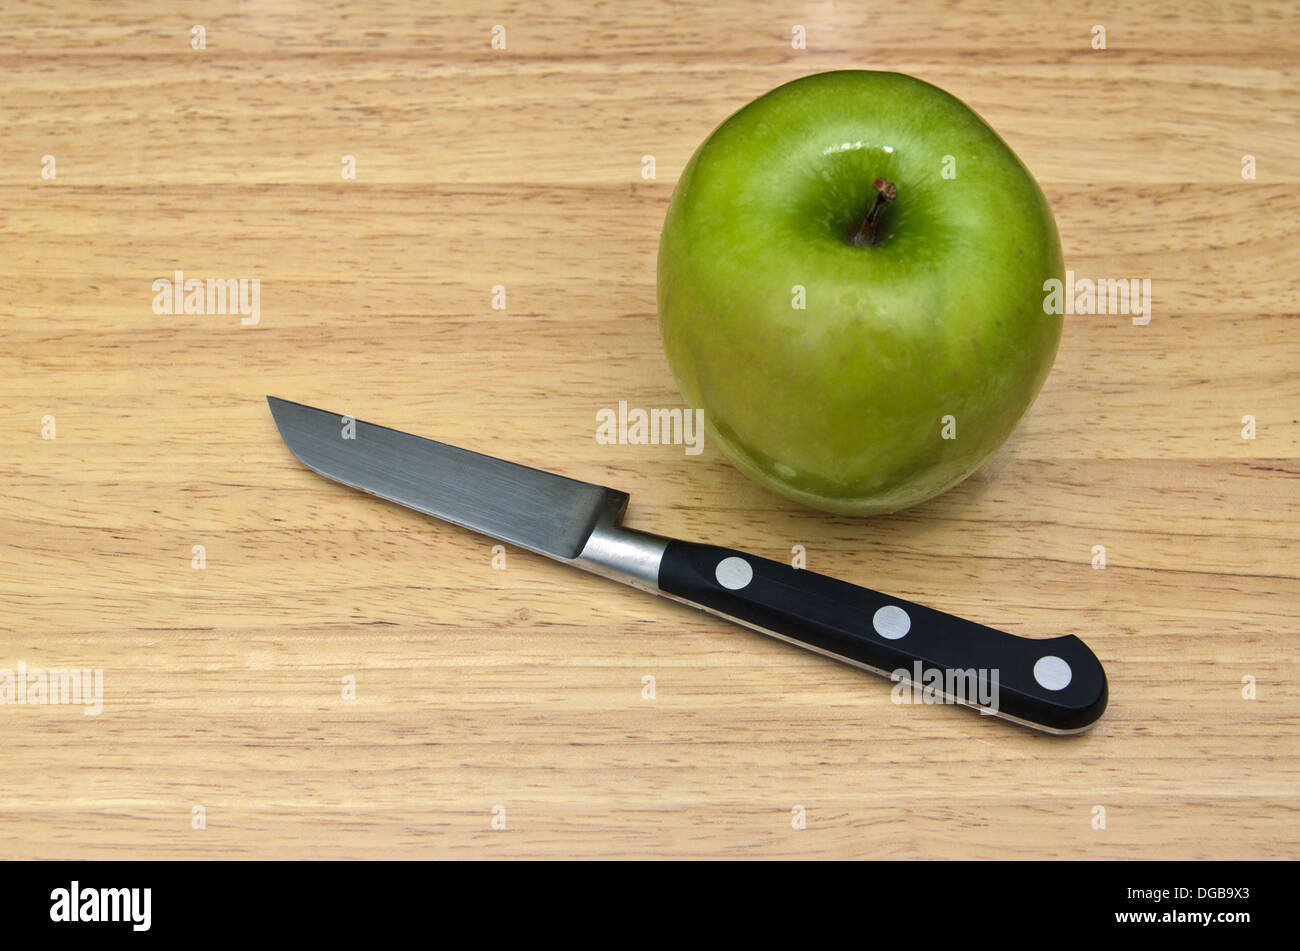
left=872, top=605, right=911, bottom=639
left=715, top=556, right=753, bottom=590
left=1033, top=655, right=1073, bottom=690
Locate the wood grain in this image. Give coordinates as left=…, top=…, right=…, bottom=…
left=1, top=0, right=1297, bottom=859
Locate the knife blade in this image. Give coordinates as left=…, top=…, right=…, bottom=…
left=268, top=396, right=1107, bottom=734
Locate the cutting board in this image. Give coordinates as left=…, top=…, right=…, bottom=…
left=1, top=0, right=1296, bottom=859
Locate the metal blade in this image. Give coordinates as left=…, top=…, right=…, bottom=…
left=267, top=397, right=627, bottom=559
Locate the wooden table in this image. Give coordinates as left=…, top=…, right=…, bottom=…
left=2, top=0, right=1296, bottom=859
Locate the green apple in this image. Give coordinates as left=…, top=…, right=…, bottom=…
left=657, top=70, right=1063, bottom=515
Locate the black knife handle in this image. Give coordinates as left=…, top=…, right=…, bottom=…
left=656, top=540, right=1107, bottom=733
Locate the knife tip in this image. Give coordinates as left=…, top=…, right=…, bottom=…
left=266, top=395, right=291, bottom=427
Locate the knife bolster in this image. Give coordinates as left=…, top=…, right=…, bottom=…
left=572, top=518, right=668, bottom=593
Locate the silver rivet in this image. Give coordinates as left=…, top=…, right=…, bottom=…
left=715, top=556, right=753, bottom=590
left=872, top=605, right=911, bottom=639
left=1033, top=655, right=1072, bottom=691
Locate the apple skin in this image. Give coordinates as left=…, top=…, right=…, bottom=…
left=657, top=70, right=1063, bottom=515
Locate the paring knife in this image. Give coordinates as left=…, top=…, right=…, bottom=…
left=267, top=396, right=1107, bottom=734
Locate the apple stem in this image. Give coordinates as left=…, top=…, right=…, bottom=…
left=852, top=178, right=898, bottom=247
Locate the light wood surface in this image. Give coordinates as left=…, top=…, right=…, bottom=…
left=1, top=0, right=1297, bottom=860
